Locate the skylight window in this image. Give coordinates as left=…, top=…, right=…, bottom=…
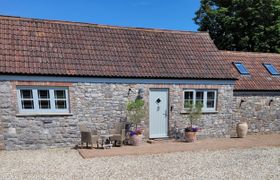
left=234, top=62, right=249, bottom=75
left=263, top=63, right=279, bottom=75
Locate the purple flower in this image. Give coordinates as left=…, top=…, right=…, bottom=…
left=185, top=127, right=200, bottom=132
left=192, top=127, right=199, bottom=132
left=129, top=129, right=143, bottom=136
left=129, top=131, right=136, bottom=136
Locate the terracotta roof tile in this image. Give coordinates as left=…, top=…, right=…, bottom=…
left=224, top=51, right=280, bottom=90
left=0, top=15, right=235, bottom=80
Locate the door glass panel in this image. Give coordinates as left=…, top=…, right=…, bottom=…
left=156, top=98, right=161, bottom=104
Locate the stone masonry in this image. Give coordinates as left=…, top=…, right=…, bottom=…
left=0, top=120, right=4, bottom=150
left=0, top=80, right=234, bottom=150
left=0, top=81, right=12, bottom=150
left=232, top=92, right=280, bottom=136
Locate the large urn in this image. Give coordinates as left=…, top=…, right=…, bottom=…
left=236, top=122, right=248, bottom=138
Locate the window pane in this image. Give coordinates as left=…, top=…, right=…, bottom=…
left=54, top=90, right=66, bottom=99
left=39, top=100, right=51, bottom=109
left=184, top=91, right=193, bottom=100
left=234, top=63, right=249, bottom=74
left=196, top=91, right=204, bottom=99
left=184, top=91, right=193, bottom=108
left=207, top=92, right=215, bottom=108
left=207, top=100, right=215, bottom=108
left=21, top=90, right=33, bottom=99
left=18, top=88, right=69, bottom=113
left=55, top=100, right=67, bottom=109
left=196, top=91, right=204, bottom=105
left=38, top=90, right=49, bottom=99
left=184, top=100, right=193, bottom=108
left=264, top=64, right=279, bottom=75
left=207, top=92, right=215, bottom=99
left=22, top=100, right=34, bottom=109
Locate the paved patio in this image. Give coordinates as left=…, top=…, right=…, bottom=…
left=78, top=133, right=280, bottom=158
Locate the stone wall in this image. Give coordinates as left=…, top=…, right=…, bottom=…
left=169, top=84, right=234, bottom=139
left=0, top=122, right=3, bottom=150
left=0, top=81, right=12, bottom=150
left=0, top=81, right=79, bottom=150
left=0, top=80, right=234, bottom=150
left=232, top=91, right=280, bottom=136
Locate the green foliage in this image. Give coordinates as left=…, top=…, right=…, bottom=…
left=126, top=99, right=146, bottom=127
left=194, top=0, right=280, bottom=53
left=184, top=101, right=203, bottom=127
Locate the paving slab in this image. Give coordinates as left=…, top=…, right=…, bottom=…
left=78, top=133, right=280, bottom=158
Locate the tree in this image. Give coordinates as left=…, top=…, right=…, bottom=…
left=184, top=101, right=203, bottom=128
left=194, top=0, right=280, bottom=53
left=126, top=99, right=146, bottom=129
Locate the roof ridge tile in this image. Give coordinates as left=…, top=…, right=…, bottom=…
left=0, top=14, right=207, bottom=35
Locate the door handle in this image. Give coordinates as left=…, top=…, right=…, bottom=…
left=163, top=110, right=168, bottom=117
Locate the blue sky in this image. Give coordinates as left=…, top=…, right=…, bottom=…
left=0, top=0, right=200, bottom=31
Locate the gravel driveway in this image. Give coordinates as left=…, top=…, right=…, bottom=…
left=0, top=147, right=279, bottom=180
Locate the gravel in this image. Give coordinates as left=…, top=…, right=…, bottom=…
left=0, top=147, right=279, bottom=180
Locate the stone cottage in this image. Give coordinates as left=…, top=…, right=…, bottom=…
left=0, top=15, right=279, bottom=150
left=223, top=51, right=280, bottom=135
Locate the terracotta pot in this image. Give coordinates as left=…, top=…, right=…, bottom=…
left=185, top=132, right=197, bottom=142
left=131, top=135, right=143, bottom=146
left=236, top=122, right=248, bottom=138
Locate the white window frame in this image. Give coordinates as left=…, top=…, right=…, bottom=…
left=17, top=86, right=70, bottom=114
left=183, top=89, right=217, bottom=112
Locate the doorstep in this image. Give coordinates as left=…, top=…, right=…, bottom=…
left=147, top=138, right=175, bottom=144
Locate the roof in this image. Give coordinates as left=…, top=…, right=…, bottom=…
left=0, top=15, right=235, bottom=80
left=223, top=51, right=280, bottom=91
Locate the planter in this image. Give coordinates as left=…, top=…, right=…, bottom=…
left=185, top=131, right=197, bottom=142
left=130, top=135, right=143, bottom=146
left=236, top=122, right=248, bottom=138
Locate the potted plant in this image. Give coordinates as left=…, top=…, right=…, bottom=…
left=126, top=98, right=146, bottom=145
left=128, top=128, right=144, bottom=146
left=184, top=101, right=203, bottom=142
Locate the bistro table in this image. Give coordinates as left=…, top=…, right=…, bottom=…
left=99, top=134, right=113, bottom=149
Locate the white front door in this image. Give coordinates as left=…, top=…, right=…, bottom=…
left=149, top=89, right=168, bottom=138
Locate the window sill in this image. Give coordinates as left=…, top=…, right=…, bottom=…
left=180, top=110, right=218, bottom=114
left=16, top=113, right=73, bottom=117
